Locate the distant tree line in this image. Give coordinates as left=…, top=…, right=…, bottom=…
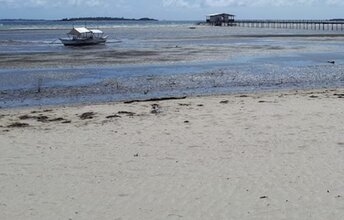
left=61, top=17, right=158, bottom=21
left=329, top=18, right=344, bottom=21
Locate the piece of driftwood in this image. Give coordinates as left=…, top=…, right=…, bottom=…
left=124, top=96, right=187, bottom=104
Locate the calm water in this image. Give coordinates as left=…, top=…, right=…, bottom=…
left=1, top=20, right=344, bottom=107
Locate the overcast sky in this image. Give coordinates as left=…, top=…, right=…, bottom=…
left=0, top=0, right=343, bottom=20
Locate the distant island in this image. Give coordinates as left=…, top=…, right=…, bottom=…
left=0, top=19, right=48, bottom=21
left=61, top=17, right=158, bottom=22
left=329, top=18, right=344, bottom=22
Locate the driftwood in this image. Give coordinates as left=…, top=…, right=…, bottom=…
left=124, top=96, right=187, bottom=104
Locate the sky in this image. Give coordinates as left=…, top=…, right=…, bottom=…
left=0, top=0, right=343, bottom=20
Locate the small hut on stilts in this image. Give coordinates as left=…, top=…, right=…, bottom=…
left=206, top=13, right=235, bottom=26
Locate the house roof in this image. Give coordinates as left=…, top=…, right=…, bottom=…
left=207, top=13, right=235, bottom=17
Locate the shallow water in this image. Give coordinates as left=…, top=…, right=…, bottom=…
left=1, top=20, right=344, bottom=107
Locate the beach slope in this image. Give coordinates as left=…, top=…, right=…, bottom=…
left=1, top=89, right=344, bottom=219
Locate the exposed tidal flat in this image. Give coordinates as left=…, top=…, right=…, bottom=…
left=1, top=21, right=344, bottom=107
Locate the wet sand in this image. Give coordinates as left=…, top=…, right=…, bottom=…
left=0, top=44, right=295, bottom=68
left=1, top=88, right=344, bottom=219
left=2, top=33, right=344, bottom=68
left=2, top=31, right=344, bottom=108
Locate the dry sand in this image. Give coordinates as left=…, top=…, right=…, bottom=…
left=1, top=88, right=344, bottom=219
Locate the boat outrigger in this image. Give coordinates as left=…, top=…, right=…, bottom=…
left=60, top=27, right=108, bottom=46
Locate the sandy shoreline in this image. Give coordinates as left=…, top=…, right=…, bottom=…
left=1, top=88, right=344, bottom=219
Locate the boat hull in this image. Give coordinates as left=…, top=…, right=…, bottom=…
left=59, top=37, right=107, bottom=46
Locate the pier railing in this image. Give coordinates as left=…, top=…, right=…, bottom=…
left=205, top=19, right=344, bottom=31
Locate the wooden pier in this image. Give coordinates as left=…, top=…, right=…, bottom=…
left=232, top=20, right=344, bottom=31
left=203, top=14, right=344, bottom=31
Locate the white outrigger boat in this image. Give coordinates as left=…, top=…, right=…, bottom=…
left=60, top=27, right=108, bottom=46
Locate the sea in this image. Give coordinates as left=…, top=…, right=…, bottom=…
left=1, top=19, right=344, bottom=107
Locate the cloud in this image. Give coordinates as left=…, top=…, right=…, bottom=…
left=163, top=0, right=201, bottom=8
left=0, top=0, right=16, bottom=6
left=325, top=0, right=344, bottom=6
left=1, top=0, right=106, bottom=7
left=162, top=0, right=344, bottom=8
left=1, top=0, right=344, bottom=9
left=35, top=0, right=105, bottom=7
left=203, top=0, right=318, bottom=7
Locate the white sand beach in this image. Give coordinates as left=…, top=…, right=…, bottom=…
left=1, top=88, right=344, bottom=220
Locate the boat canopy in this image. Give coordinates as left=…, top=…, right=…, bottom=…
left=68, top=27, right=91, bottom=35
left=90, top=29, right=103, bottom=34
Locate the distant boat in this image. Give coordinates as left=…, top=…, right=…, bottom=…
left=59, top=27, right=108, bottom=46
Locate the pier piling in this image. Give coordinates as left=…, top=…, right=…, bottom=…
left=210, top=19, right=344, bottom=32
